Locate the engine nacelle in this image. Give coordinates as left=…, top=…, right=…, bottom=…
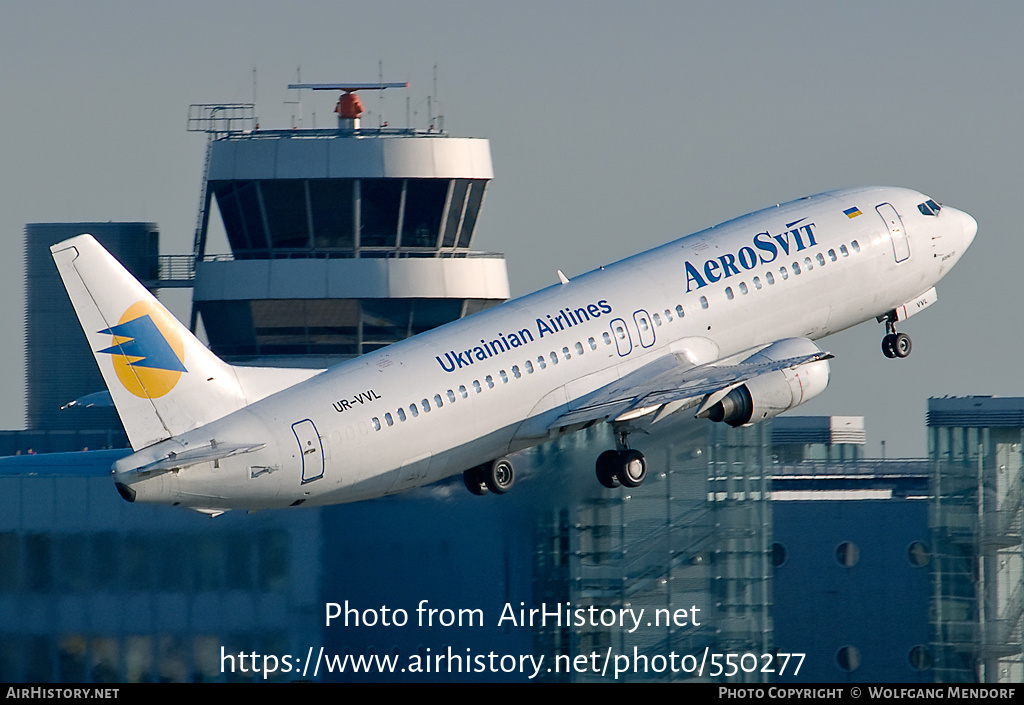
left=704, top=338, right=830, bottom=427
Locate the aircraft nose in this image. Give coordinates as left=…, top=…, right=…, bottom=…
left=959, top=208, right=978, bottom=250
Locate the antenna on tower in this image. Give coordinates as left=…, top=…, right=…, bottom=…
left=284, top=67, right=303, bottom=129
left=286, top=81, right=409, bottom=131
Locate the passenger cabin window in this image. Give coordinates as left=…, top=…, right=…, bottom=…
left=699, top=297, right=709, bottom=309
left=676, top=305, right=685, bottom=318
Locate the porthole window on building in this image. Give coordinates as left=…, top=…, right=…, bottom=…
left=771, top=542, right=787, bottom=567
left=835, top=541, right=859, bottom=567
left=836, top=645, right=861, bottom=672
left=907, top=541, right=930, bottom=567
left=908, top=645, right=932, bottom=671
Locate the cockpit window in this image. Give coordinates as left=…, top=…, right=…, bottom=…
left=918, top=199, right=942, bottom=216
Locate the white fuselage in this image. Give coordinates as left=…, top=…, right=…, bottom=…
left=115, top=186, right=976, bottom=510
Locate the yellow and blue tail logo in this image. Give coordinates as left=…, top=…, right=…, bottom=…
left=96, top=301, right=187, bottom=399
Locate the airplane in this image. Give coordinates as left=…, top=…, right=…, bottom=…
left=50, top=186, right=976, bottom=515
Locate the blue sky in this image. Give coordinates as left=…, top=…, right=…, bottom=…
left=1, top=1, right=1020, bottom=456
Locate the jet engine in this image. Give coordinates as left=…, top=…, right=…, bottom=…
left=702, top=338, right=830, bottom=427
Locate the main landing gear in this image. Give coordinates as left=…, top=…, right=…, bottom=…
left=595, top=430, right=648, bottom=489
left=463, top=457, right=515, bottom=496
left=880, top=313, right=912, bottom=359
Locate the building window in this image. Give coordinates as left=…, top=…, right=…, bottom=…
left=908, top=645, right=932, bottom=671
left=835, top=542, right=859, bottom=567
left=907, top=541, right=930, bottom=567
left=836, top=646, right=861, bottom=672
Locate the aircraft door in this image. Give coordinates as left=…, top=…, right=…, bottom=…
left=609, top=318, right=633, bottom=357
left=876, top=203, right=910, bottom=263
left=292, top=419, right=324, bottom=484
left=633, top=310, right=655, bottom=348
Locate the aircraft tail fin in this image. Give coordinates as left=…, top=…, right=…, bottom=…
left=51, top=234, right=248, bottom=450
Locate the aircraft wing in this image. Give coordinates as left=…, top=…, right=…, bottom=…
left=550, top=339, right=833, bottom=430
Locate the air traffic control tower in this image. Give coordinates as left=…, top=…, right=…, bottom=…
left=187, top=82, right=509, bottom=365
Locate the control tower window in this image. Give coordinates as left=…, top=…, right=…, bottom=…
left=310, top=179, right=355, bottom=250
left=212, top=180, right=267, bottom=257
left=360, top=179, right=402, bottom=248
left=442, top=179, right=470, bottom=248
left=402, top=180, right=449, bottom=248
left=409, top=300, right=464, bottom=335
left=362, top=300, right=413, bottom=342
left=458, top=181, right=486, bottom=249
left=262, top=181, right=309, bottom=250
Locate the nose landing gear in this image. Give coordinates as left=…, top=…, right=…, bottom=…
left=881, top=313, right=912, bottom=359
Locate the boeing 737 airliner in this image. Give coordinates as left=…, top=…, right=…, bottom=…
left=51, top=186, right=976, bottom=515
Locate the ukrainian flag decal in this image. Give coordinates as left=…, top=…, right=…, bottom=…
left=96, top=301, right=187, bottom=399
left=843, top=206, right=862, bottom=219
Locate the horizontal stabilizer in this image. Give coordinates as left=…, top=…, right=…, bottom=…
left=119, top=442, right=267, bottom=479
